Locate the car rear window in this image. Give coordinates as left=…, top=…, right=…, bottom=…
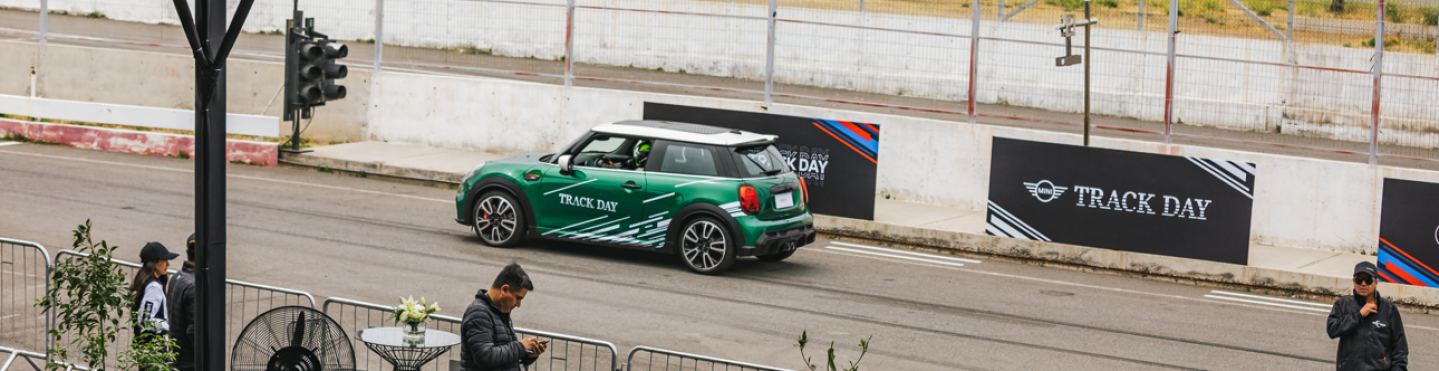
left=658, top=143, right=720, bottom=176
left=732, top=144, right=790, bottom=178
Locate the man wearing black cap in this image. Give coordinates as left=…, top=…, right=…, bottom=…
left=1327, top=261, right=1408, bottom=371
left=166, top=234, right=198, bottom=371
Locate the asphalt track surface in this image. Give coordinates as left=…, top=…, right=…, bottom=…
left=3, top=143, right=1439, bottom=370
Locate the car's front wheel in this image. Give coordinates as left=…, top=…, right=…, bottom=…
left=473, top=191, right=526, bottom=247
left=677, top=217, right=735, bottom=274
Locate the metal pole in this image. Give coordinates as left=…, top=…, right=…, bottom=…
left=1138, top=0, right=1144, bottom=31
left=1369, top=0, right=1383, bottom=165
left=859, top=0, right=865, bottom=12
left=765, top=0, right=776, bottom=105
left=1287, top=0, right=1293, bottom=41
left=36, top=0, right=46, bottom=99
left=564, top=0, right=575, bottom=87
left=968, top=0, right=980, bottom=125
left=194, top=0, right=228, bottom=370
left=373, top=0, right=384, bottom=70
left=1164, top=0, right=1176, bottom=145
left=1084, top=0, right=1091, bottom=146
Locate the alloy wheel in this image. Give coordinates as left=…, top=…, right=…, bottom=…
left=474, top=195, right=518, bottom=245
left=682, top=220, right=727, bottom=271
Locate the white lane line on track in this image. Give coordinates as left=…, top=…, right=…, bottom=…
left=0, top=142, right=20, bottom=147
left=828, top=241, right=983, bottom=264
left=824, top=245, right=963, bottom=267
left=1209, top=290, right=1332, bottom=308
left=809, top=247, right=1333, bottom=317
left=1202, top=295, right=1332, bottom=313
left=0, top=149, right=452, bottom=203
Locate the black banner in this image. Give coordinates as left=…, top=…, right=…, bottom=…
left=643, top=103, right=881, bottom=220
left=986, top=137, right=1256, bottom=264
left=1377, top=179, right=1439, bottom=287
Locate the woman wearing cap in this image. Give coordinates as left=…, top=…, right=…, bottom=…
left=130, top=241, right=179, bottom=343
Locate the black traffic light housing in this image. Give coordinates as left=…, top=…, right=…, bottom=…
left=282, top=11, right=347, bottom=152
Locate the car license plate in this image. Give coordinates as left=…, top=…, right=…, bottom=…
left=775, top=192, right=794, bottom=209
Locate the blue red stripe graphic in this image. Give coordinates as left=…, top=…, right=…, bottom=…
left=812, top=119, right=880, bottom=163
left=1377, top=237, right=1439, bottom=287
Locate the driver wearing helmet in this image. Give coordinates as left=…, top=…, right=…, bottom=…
left=633, top=141, right=652, bottom=170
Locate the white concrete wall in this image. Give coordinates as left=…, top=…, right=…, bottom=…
left=370, top=68, right=1439, bottom=255
left=3, top=0, right=1435, bottom=148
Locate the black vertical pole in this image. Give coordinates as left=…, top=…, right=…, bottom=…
left=194, top=1, right=227, bottom=371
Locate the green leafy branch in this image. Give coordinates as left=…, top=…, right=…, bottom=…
left=797, top=331, right=871, bottom=371
left=36, top=220, right=176, bottom=371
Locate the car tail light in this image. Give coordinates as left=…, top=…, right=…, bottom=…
left=739, top=185, right=760, bottom=215
left=799, top=178, right=809, bottom=204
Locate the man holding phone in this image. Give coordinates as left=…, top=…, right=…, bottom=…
left=1327, top=261, right=1408, bottom=371
left=461, top=263, right=547, bottom=371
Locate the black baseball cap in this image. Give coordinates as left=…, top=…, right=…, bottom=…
left=187, top=233, right=196, bottom=250
left=140, top=242, right=180, bottom=263
left=1354, top=261, right=1378, bottom=278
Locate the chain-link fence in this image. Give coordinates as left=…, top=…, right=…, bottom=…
left=2, top=0, right=1437, bottom=161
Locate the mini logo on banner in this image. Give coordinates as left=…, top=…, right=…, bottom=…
left=1023, top=180, right=1068, bottom=203
left=1434, top=225, right=1438, bottom=245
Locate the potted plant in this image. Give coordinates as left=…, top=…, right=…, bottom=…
left=390, top=297, right=439, bottom=343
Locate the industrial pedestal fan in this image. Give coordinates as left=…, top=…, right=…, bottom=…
left=232, top=306, right=356, bottom=371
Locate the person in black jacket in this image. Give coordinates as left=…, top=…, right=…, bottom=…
left=1327, top=261, right=1408, bottom=371
left=460, top=263, right=546, bottom=371
left=166, top=234, right=198, bottom=371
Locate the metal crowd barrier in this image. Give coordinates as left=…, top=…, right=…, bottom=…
left=0, top=238, right=52, bottom=358
left=0, top=346, right=90, bottom=371
left=49, top=250, right=315, bottom=370
left=624, top=346, right=791, bottom=371
left=323, top=297, right=620, bottom=371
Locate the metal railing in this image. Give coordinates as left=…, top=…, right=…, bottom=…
left=49, top=250, right=315, bottom=371
left=0, top=346, right=90, bottom=371
left=323, top=297, right=620, bottom=371
left=0, top=238, right=51, bottom=358
left=624, top=346, right=791, bottom=371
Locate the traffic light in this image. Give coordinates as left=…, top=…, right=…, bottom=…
left=283, top=14, right=348, bottom=122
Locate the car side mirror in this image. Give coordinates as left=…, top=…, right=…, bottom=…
left=558, top=154, right=573, bottom=173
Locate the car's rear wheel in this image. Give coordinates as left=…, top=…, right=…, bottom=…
left=473, top=191, right=525, bottom=247
left=677, top=217, right=735, bottom=274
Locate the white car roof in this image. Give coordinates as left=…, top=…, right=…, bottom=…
left=591, top=120, right=777, bottom=146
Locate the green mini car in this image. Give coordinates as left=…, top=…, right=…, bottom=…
left=455, top=120, right=816, bottom=274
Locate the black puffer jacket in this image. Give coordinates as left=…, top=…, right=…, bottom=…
left=1327, top=291, right=1408, bottom=371
left=460, top=289, right=536, bottom=371
left=166, top=262, right=197, bottom=371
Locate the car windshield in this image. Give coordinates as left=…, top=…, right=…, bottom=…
left=732, top=144, right=790, bottom=177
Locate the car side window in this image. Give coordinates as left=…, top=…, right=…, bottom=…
left=655, top=141, right=719, bottom=176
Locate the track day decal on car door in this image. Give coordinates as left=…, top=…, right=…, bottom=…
left=547, top=211, right=673, bottom=248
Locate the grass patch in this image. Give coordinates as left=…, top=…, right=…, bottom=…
left=1098, top=0, right=1119, bottom=8
left=175, top=151, right=189, bottom=159
left=84, top=11, right=105, bottom=19
left=1045, top=0, right=1086, bottom=11
left=1242, top=0, right=1286, bottom=17
left=1, top=133, right=61, bottom=145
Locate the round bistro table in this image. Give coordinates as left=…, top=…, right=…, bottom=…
left=356, top=327, right=462, bottom=371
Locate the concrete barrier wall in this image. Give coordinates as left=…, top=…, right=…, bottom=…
left=0, top=40, right=368, bottom=143
left=371, top=68, right=1439, bottom=255
left=3, top=0, right=1435, bottom=148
